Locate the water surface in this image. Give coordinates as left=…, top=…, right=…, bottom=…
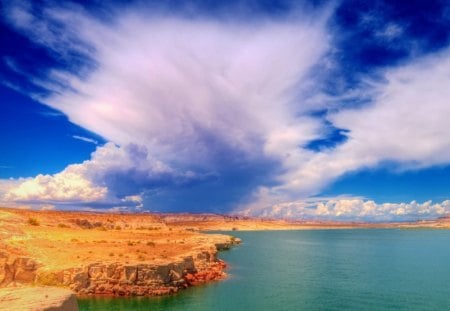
left=79, top=229, right=450, bottom=310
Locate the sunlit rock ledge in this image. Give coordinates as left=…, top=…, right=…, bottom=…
left=0, top=208, right=240, bottom=298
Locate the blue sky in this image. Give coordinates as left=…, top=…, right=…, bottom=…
left=1, top=0, right=450, bottom=221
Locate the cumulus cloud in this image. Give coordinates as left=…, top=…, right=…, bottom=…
left=4, top=171, right=107, bottom=202
left=1, top=1, right=331, bottom=210
left=3, top=1, right=450, bottom=220
left=240, top=198, right=450, bottom=222
left=1, top=143, right=200, bottom=209
left=247, top=46, right=450, bottom=213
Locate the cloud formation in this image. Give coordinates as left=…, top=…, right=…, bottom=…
left=241, top=47, right=450, bottom=218
left=72, top=135, right=98, bottom=145
left=2, top=1, right=450, bottom=220
left=240, top=198, right=450, bottom=222
left=1, top=143, right=200, bottom=209
left=1, top=1, right=331, bottom=210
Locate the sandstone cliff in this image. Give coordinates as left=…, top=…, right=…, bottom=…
left=0, top=208, right=240, bottom=297
left=0, top=239, right=239, bottom=297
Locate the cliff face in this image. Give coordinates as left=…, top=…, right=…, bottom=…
left=0, top=257, right=39, bottom=287
left=0, top=239, right=239, bottom=297
left=42, top=249, right=226, bottom=296
left=0, top=208, right=241, bottom=298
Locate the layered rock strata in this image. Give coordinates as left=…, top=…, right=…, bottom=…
left=0, top=240, right=239, bottom=297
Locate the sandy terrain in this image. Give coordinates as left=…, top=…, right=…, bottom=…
left=1, top=207, right=449, bottom=299
left=0, top=208, right=237, bottom=274
left=1, top=207, right=449, bottom=266
left=0, top=207, right=445, bottom=272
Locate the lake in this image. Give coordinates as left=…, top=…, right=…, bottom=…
left=78, top=229, right=450, bottom=310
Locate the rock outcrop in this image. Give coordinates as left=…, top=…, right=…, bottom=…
left=0, top=238, right=240, bottom=297
left=0, top=208, right=241, bottom=298
left=0, top=286, right=78, bottom=311
left=0, top=257, right=39, bottom=286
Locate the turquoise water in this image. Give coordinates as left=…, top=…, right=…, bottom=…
left=79, top=229, right=450, bottom=310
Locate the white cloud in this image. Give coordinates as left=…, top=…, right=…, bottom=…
left=3, top=2, right=450, bottom=220
left=72, top=135, right=98, bottom=145
left=4, top=3, right=330, bottom=170
left=249, top=47, right=450, bottom=209
left=1, top=2, right=333, bottom=212
left=0, top=143, right=195, bottom=209
left=4, top=170, right=107, bottom=202
left=240, top=197, right=450, bottom=222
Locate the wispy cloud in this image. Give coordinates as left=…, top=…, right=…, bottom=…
left=72, top=135, right=98, bottom=145
left=2, top=1, right=450, bottom=220
left=236, top=46, right=450, bottom=218
left=1, top=1, right=331, bottom=210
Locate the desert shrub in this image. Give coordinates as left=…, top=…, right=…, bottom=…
left=57, top=223, right=69, bottom=228
left=127, top=241, right=134, bottom=246
left=27, top=217, right=40, bottom=226
left=115, top=225, right=122, bottom=230
left=92, top=222, right=103, bottom=228
left=146, top=241, right=156, bottom=247
left=73, top=219, right=93, bottom=229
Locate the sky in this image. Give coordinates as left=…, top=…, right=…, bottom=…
left=1, top=0, right=450, bottom=221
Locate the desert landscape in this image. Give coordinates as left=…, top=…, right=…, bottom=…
left=1, top=208, right=450, bottom=309
left=0, top=207, right=241, bottom=310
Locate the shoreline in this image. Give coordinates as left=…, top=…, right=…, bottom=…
left=1, top=206, right=450, bottom=309
left=0, top=207, right=241, bottom=301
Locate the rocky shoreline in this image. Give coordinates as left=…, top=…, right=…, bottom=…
left=1, top=239, right=239, bottom=298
